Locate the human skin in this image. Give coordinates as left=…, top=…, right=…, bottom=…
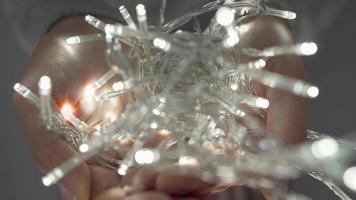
left=12, top=14, right=307, bottom=200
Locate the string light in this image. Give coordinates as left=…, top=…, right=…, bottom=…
left=12, top=1, right=356, bottom=199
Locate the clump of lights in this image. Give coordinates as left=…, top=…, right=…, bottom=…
left=13, top=0, right=356, bottom=199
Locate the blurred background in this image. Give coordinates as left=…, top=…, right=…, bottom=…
left=1, top=0, right=356, bottom=199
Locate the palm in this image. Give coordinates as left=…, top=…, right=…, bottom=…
left=13, top=15, right=308, bottom=200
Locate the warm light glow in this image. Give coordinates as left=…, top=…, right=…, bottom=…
left=61, top=103, right=74, bottom=118
left=307, top=86, right=319, bottom=98
left=80, top=84, right=97, bottom=115
left=343, top=167, right=356, bottom=191
left=84, top=85, right=95, bottom=99
left=158, top=129, right=171, bottom=137
left=216, top=7, right=235, bottom=26
left=311, top=137, right=339, bottom=159
left=300, top=42, right=318, bottom=56
left=135, top=149, right=156, bottom=164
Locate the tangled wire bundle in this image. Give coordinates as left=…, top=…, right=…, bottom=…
left=13, top=0, right=356, bottom=199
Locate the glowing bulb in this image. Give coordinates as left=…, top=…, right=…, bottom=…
left=84, top=85, right=95, bottom=99
left=224, top=35, right=239, bottom=48
left=255, top=59, right=266, bottom=69
left=118, top=164, right=128, bottom=175
left=216, top=7, right=235, bottom=26
left=152, top=109, right=161, bottom=115
left=136, top=4, right=146, bottom=16
left=135, top=149, right=156, bottom=164
left=230, top=84, right=238, bottom=91
left=66, top=36, right=80, bottom=45
left=300, top=42, right=318, bottom=56
left=153, top=38, right=171, bottom=51
left=178, top=156, right=198, bottom=166
left=39, top=76, right=52, bottom=92
left=14, top=83, right=21, bottom=91
left=307, top=86, right=319, bottom=98
left=311, top=137, right=339, bottom=159
left=79, top=144, right=89, bottom=153
left=150, top=122, right=158, bottom=129
left=61, top=104, right=74, bottom=117
left=42, top=176, right=52, bottom=186
left=113, top=81, right=125, bottom=91
left=343, top=167, right=356, bottom=191
left=287, top=12, right=297, bottom=20
left=61, top=103, right=74, bottom=116
left=256, top=98, right=270, bottom=109
left=119, top=5, right=137, bottom=30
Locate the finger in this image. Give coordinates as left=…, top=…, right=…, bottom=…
left=143, top=130, right=171, bottom=148
left=124, top=191, right=172, bottom=200
left=155, top=169, right=213, bottom=196
left=13, top=91, right=91, bottom=200
left=130, top=167, right=159, bottom=190
left=121, top=167, right=140, bottom=186
left=94, top=187, right=126, bottom=200
left=240, top=16, right=308, bottom=144
left=90, top=165, right=122, bottom=197
left=173, top=197, right=213, bottom=200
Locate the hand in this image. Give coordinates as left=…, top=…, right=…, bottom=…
left=241, top=16, right=308, bottom=145
left=12, top=14, right=308, bottom=200
left=12, top=16, right=216, bottom=200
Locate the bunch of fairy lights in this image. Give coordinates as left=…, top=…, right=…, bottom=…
left=14, top=0, right=356, bottom=199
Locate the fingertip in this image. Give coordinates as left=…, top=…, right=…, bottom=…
left=131, top=167, right=159, bottom=190
left=90, top=165, right=122, bottom=197
left=124, top=191, right=172, bottom=200
left=155, top=170, right=212, bottom=195
left=94, top=187, right=126, bottom=200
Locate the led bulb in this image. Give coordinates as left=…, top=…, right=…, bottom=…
left=79, top=144, right=90, bottom=153
left=135, top=149, right=156, bottom=164
left=39, top=76, right=52, bottom=93
left=61, top=103, right=74, bottom=117
left=136, top=4, right=146, bottom=17
left=216, top=7, right=235, bottom=26
left=66, top=36, right=80, bottom=45
left=343, top=167, right=356, bottom=191
left=307, top=86, right=319, bottom=98
left=311, top=137, right=339, bottom=159
left=256, top=98, right=270, bottom=109
left=42, top=176, right=52, bottom=187
left=113, top=81, right=125, bottom=91
left=153, top=38, right=171, bottom=51
left=179, top=156, right=198, bottom=166
left=300, top=42, right=318, bottom=56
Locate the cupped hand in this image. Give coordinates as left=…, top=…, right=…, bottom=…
left=12, top=16, right=217, bottom=200
left=12, top=14, right=308, bottom=200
